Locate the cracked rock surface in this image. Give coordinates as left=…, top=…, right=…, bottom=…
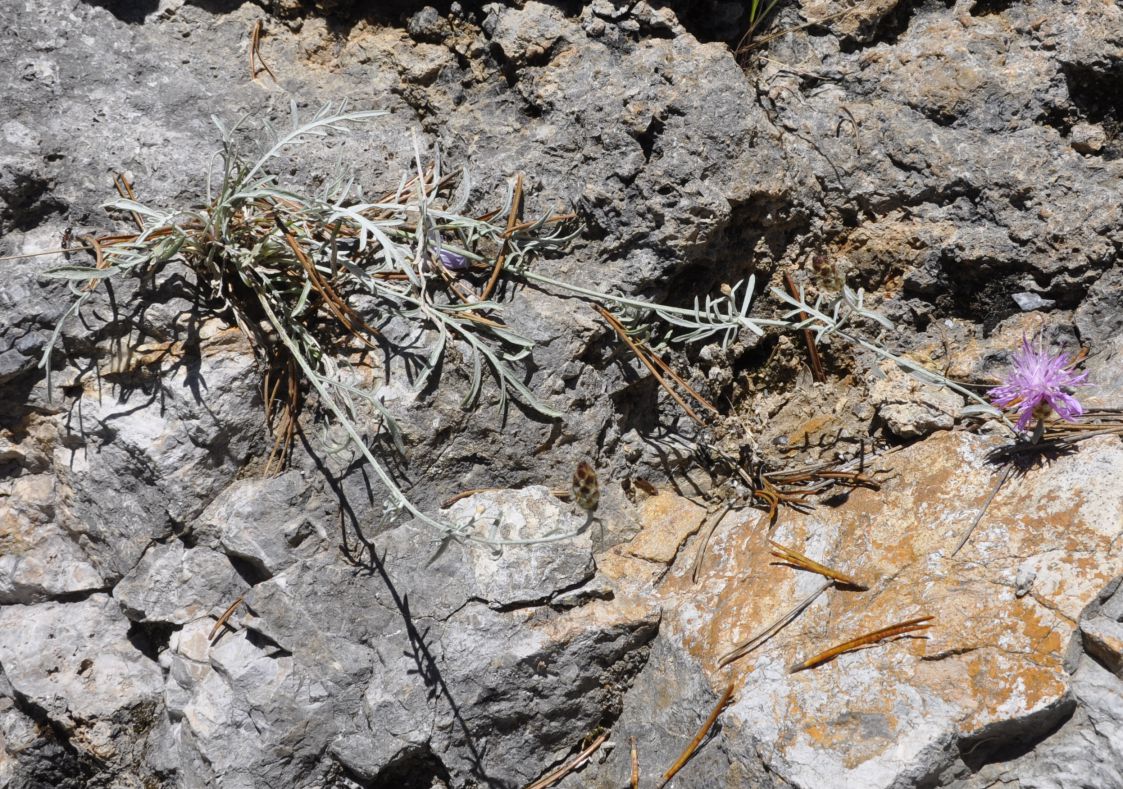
left=1, top=0, right=1121, bottom=787
left=585, top=432, right=1123, bottom=787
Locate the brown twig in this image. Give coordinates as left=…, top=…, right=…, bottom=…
left=263, top=357, right=298, bottom=476
left=763, top=458, right=887, bottom=494
left=690, top=445, right=851, bottom=531
left=655, top=682, right=735, bottom=789
left=208, top=595, right=246, bottom=642
left=718, top=580, right=831, bottom=668
left=509, top=211, right=577, bottom=232
left=789, top=615, right=934, bottom=673
left=249, top=20, right=277, bottom=83
left=78, top=234, right=108, bottom=292
left=756, top=477, right=783, bottom=527
left=754, top=476, right=815, bottom=530
left=809, top=470, right=882, bottom=489
left=480, top=173, right=522, bottom=301
left=113, top=171, right=145, bottom=231
left=430, top=254, right=482, bottom=305
left=783, top=272, right=825, bottom=382
left=595, top=304, right=713, bottom=426
left=1047, top=423, right=1123, bottom=437
left=524, top=729, right=609, bottom=789
left=630, top=737, right=639, bottom=789
left=769, top=540, right=867, bottom=590
left=1041, top=410, right=1123, bottom=440
left=275, top=214, right=383, bottom=346
left=643, top=340, right=720, bottom=416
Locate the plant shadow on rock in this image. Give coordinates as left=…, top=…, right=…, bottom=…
left=49, top=270, right=224, bottom=448
left=359, top=745, right=453, bottom=789
left=0, top=171, right=67, bottom=234
left=302, top=432, right=491, bottom=786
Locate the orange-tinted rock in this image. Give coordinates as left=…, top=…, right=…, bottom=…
left=609, top=431, right=1123, bottom=787
left=623, top=492, right=708, bottom=565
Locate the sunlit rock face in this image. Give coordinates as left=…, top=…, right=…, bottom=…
left=591, top=432, right=1123, bottom=787
left=1, top=0, right=1122, bottom=785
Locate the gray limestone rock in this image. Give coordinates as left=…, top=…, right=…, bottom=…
left=52, top=339, right=264, bottom=583
left=0, top=237, right=70, bottom=386
left=956, top=654, right=1123, bottom=789
left=1077, top=578, right=1123, bottom=678
left=1074, top=266, right=1123, bottom=347
left=1081, top=335, right=1123, bottom=411
left=0, top=664, right=86, bottom=789
left=870, top=367, right=964, bottom=439
left=169, top=621, right=351, bottom=789
left=114, top=541, right=249, bottom=625
left=2, top=0, right=1123, bottom=786
left=569, top=637, right=779, bottom=788
left=0, top=595, right=164, bottom=784
left=445, top=486, right=595, bottom=608
left=195, top=469, right=322, bottom=579
left=0, top=471, right=104, bottom=604
left=151, top=515, right=657, bottom=787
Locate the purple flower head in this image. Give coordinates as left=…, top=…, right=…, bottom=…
left=987, top=336, right=1089, bottom=431
left=437, top=248, right=469, bottom=271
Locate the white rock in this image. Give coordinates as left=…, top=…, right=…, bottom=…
left=0, top=594, right=162, bottom=768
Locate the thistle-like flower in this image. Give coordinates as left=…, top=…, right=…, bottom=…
left=988, top=336, right=1089, bottom=431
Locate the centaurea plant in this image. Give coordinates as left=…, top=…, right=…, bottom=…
left=952, top=336, right=1089, bottom=556
left=31, top=103, right=779, bottom=549
left=988, top=336, right=1089, bottom=439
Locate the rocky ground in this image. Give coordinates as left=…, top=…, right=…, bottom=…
left=1, top=0, right=1121, bottom=787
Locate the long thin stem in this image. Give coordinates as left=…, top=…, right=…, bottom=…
left=769, top=540, right=867, bottom=589
left=789, top=615, right=934, bottom=673
left=243, top=108, right=387, bottom=186
left=718, top=581, right=831, bottom=668
left=518, top=270, right=786, bottom=336
left=252, top=284, right=587, bottom=546
left=525, top=730, right=609, bottom=789
left=841, top=329, right=1016, bottom=434
left=656, top=682, right=735, bottom=789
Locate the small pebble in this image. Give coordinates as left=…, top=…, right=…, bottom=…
left=1012, top=292, right=1055, bottom=311
left=1071, top=122, right=1106, bottom=155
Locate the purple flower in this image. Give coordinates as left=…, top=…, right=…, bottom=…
left=988, top=336, right=1089, bottom=431
left=437, top=249, right=469, bottom=271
